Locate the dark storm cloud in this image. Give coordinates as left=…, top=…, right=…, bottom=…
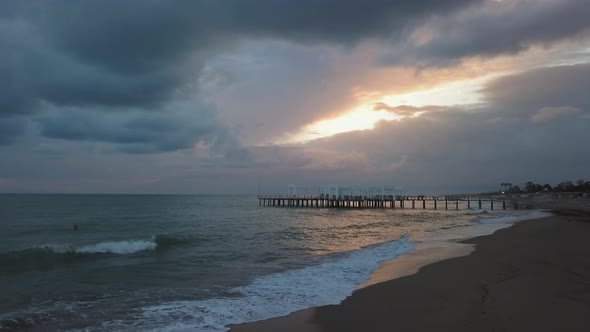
left=0, top=0, right=474, bottom=147
left=482, top=62, right=590, bottom=115
left=34, top=104, right=226, bottom=154
left=382, top=0, right=590, bottom=66
left=1, top=0, right=475, bottom=108
left=0, top=16, right=182, bottom=116
left=36, top=0, right=474, bottom=71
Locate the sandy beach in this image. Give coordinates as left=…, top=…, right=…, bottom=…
left=230, top=197, right=590, bottom=331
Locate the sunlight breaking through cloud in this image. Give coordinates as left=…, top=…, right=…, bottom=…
left=278, top=75, right=496, bottom=144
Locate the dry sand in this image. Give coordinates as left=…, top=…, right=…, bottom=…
left=230, top=198, right=590, bottom=331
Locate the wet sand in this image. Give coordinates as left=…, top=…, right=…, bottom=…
left=230, top=200, right=590, bottom=331
left=357, top=241, right=475, bottom=289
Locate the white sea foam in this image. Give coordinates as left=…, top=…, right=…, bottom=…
left=35, top=239, right=158, bottom=255
left=75, top=240, right=157, bottom=254
left=136, top=236, right=414, bottom=332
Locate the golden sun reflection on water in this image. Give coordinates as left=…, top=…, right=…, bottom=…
left=284, top=208, right=480, bottom=257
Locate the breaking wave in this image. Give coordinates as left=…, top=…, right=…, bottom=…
left=75, top=239, right=156, bottom=254
left=0, top=235, right=188, bottom=272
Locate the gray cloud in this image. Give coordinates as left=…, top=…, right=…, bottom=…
left=382, top=0, right=590, bottom=66
left=0, top=117, right=27, bottom=145
left=297, top=106, right=590, bottom=193
left=229, top=65, right=590, bottom=192
left=530, top=106, right=581, bottom=123
left=37, top=0, right=473, bottom=70
left=33, top=102, right=232, bottom=154
left=0, top=0, right=474, bottom=147
left=8, top=0, right=589, bottom=153
left=0, top=17, right=184, bottom=116
left=200, top=41, right=364, bottom=144
left=373, top=103, right=447, bottom=115
left=1, top=1, right=589, bottom=194
left=482, top=62, right=590, bottom=115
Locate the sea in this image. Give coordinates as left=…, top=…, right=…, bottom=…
left=0, top=194, right=547, bottom=331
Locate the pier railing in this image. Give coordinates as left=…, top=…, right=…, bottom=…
left=257, top=195, right=524, bottom=210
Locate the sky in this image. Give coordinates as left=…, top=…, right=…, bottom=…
left=1, top=0, right=589, bottom=195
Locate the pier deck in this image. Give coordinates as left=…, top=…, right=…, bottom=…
left=258, top=195, right=523, bottom=210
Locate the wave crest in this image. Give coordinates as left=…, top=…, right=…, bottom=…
left=76, top=240, right=156, bottom=254
left=1, top=235, right=188, bottom=272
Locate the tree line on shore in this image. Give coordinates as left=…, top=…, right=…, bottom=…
left=500, top=179, right=590, bottom=194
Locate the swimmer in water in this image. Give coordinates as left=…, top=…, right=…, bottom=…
left=73, top=224, right=78, bottom=232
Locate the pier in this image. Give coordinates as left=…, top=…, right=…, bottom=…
left=258, top=185, right=521, bottom=210
left=258, top=195, right=520, bottom=210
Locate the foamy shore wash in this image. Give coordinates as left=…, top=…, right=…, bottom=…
left=104, top=210, right=547, bottom=332
left=139, top=235, right=414, bottom=332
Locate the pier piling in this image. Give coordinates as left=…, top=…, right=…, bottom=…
left=258, top=195, right=517, bottom=211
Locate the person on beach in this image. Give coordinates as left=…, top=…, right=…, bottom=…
left=73, top=224, right=78, bottom=232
